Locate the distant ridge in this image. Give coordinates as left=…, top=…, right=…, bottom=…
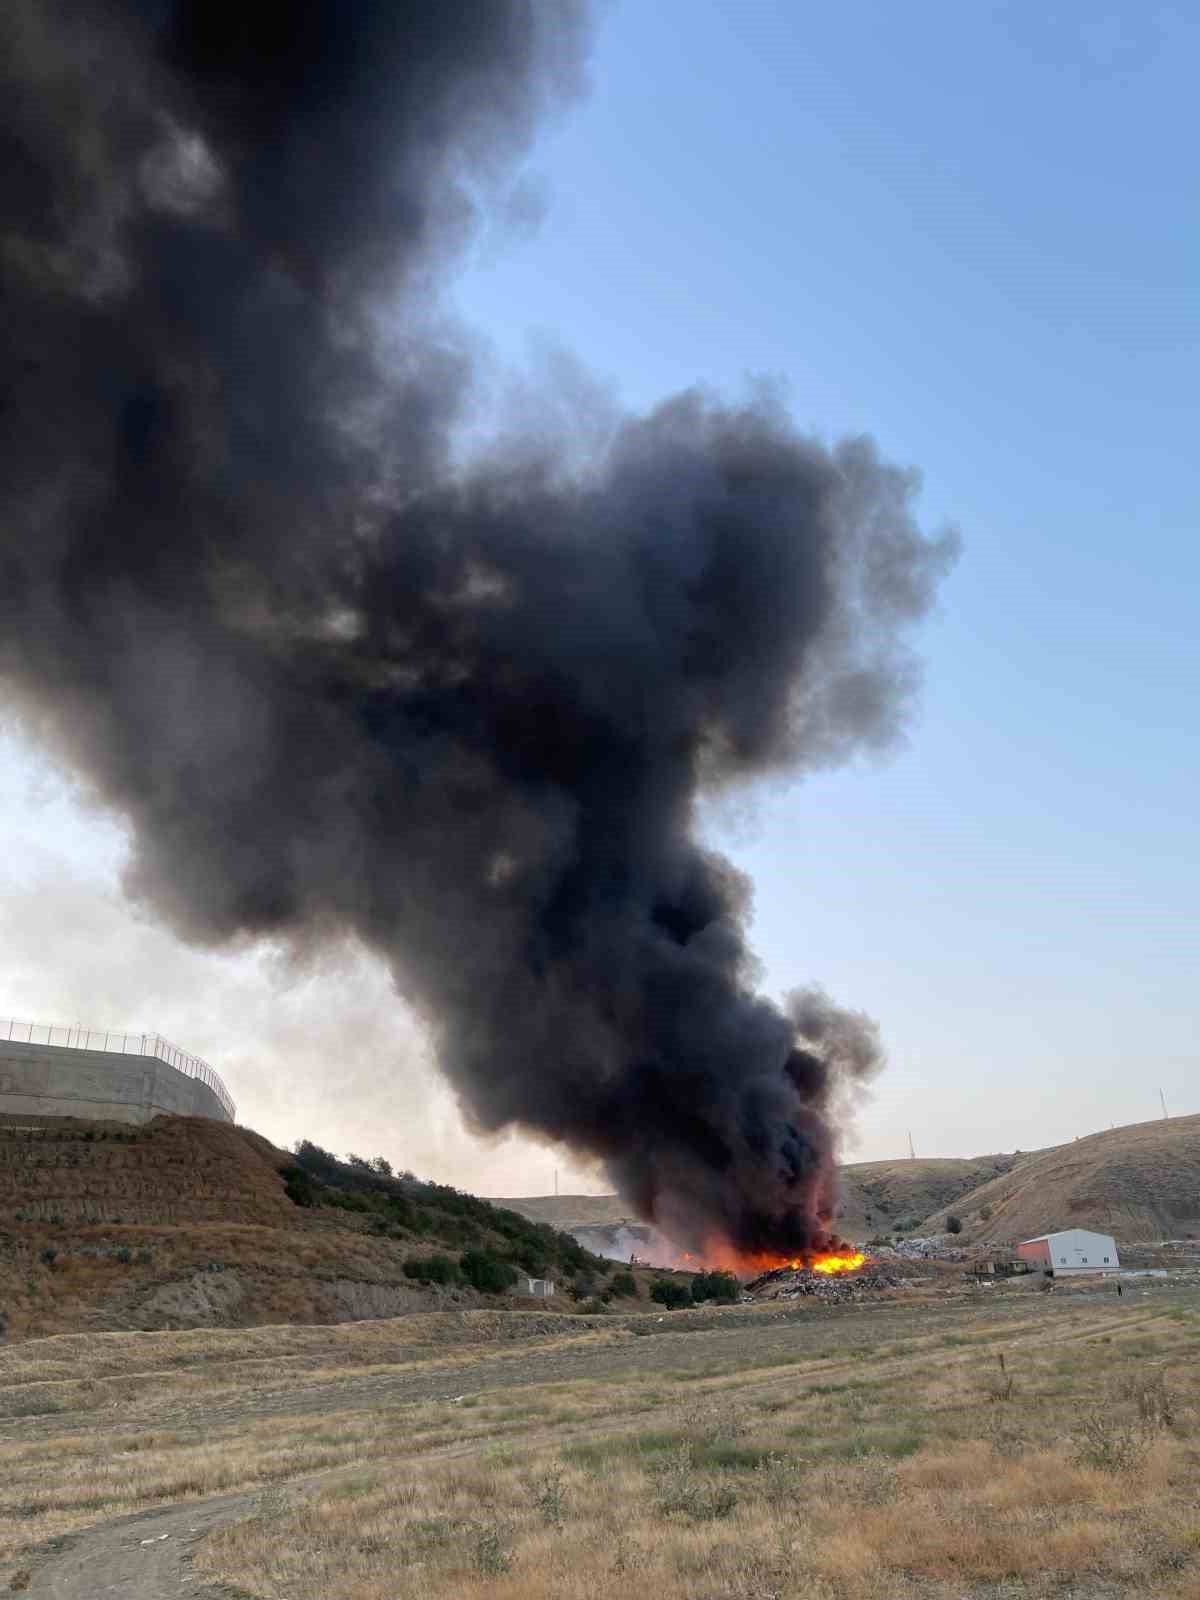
left=914, top=1114, right=1200, bottom=1243
left=488, top=1193, right=636, bottom=1229
left=499, top=1113, right=1200, bottom=1246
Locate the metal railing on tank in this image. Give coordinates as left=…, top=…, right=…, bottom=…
left=1, top=1017, right=237, bottom=1122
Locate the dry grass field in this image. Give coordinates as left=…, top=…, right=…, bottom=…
left=1, top=1282, right=1197, bottom=1597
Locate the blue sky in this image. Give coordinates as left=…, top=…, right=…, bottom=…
left=2, top=1, right=1196, bottom=1182
left=451, top=0, right=1199, bottom=1161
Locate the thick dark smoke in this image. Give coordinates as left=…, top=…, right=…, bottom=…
left=0, top=1, right=958, bottom=1257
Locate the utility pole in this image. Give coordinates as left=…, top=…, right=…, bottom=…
left=1160, top=1089, right=1169, bottom=1120
left=554, top=1168, right=559, bottom=1197
left=908, top=1131, right=916, bottom=1161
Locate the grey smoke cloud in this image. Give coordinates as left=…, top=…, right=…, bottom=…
left=0, top=1, right=958, bottom=1257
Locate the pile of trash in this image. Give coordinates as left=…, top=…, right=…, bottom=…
left=745, top=1260, right=906, bottom=1304
left=870, top=1236, right=970, bottom=1262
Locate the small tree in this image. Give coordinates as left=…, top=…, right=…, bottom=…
left=371, top=1155, right=394, bottom=1177
left=403, top=1253, right=460, bottom=1285
left=278, top=1164, right=319, bottom=1207
left=946, top=1215, right=963, bottom=1235
left=650, top=1279, right=691, bottom=1310
left=690, top=1270, right=739, bottom=1305
left=610, top=1270, right=638, bottom=1299
left=460, top=1249, right=518, bottom=1295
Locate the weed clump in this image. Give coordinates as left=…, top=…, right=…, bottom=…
left=1071, top=1410, right=1146, bottom=1473
left=649, top=1446, right=738, bottom=1521
left=471, top=1520, right=512, bottom=1575
left=1121, top=1370, right=1176, bottom=1431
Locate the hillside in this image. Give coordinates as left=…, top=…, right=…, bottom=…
left=499, top=1153, right=1019, bottom=1243
left=835, top=1154, right=1018, bottom=1237
left=915, top=1114, right=1200, bottom=1244
left=0, top=1116, right=618, bottom=1341
left=489, top=1193, right=637, bottom=1229
left=499, top=1118, right=1200, bottom=1252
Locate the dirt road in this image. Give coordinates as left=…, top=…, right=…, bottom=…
left=10, top=1288, right=1189, bottom=1598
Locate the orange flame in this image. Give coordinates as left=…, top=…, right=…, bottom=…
left=810, top=1251, right=866, bottom=1275
left=670, top=1242, right=867, bottom=1279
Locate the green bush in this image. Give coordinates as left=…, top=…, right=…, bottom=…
left=287, top=1141, right=607, bottom=1282
left=689, top=1270, right=739, bottom=1305
left=650, top=1279, right=691, bottom=1310
left=402, top=1253, right=460, bottom=1285
left=610, top=1270, right=638, bottom=1299
left=946, top=1215, right=963, bottom=1235
left=460, top=1250, right=518, bottom=1295
left=278, top=1165, right=319, bottom=1207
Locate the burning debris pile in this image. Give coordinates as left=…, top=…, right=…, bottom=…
left=746, top=1258, right=905, bottom=1304
left=0, top=1, right=958, bottom=1261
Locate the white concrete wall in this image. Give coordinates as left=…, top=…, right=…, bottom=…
left=0, top=1040, right=233, bottom=1125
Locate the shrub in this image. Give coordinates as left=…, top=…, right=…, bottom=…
left=650, top=1279, right=691, bottom=1310
left=39, top=1247, right=58, bottom=1267
left=278, top=1165, right=319, bottom=1207
left=1121, top=1370, right=1176, bottom=1430
left=945, top=1215, right=963, bottom=1235
left=460, top=1249, right=518, bottom=1295
left=610, top=1270, right=638, bottom=1299
left=403, top=1253, right=460, bottom=1285
left=114, top=1247, right=132, bottom=1266
left=650, top=1446, right=737, bottom=1521
left=1071, top=1410, right=1146, bottom=1473
left=528, top=1468, right=568, bottom=1526
left=471, top=1522, right=512, bottom=1576
left=979, top=1205, right=993, bottom=1222
left=689, top=1270, right=739, bottom=1305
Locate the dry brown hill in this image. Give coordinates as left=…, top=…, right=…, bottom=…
left=500, top=1119, right=1200, bottom=1250
left=0, top=1116, right=622, bottom=1341
left=0, top=1112, right=294, bottom=1227
left=835, top=1155, right=1017, bottom=1237
left=499, top=1154, right=1018, bottom=1242
left=489, top=1193, right=636, bottom=1229
left=915, top=1114, right=1200, bottom=1244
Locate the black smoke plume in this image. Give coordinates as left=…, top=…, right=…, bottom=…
left=0, top=1, right=958, bottom=1259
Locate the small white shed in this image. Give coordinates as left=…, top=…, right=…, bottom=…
left=1016, top=1229, right=1119, bottom=1276
left=512, top=1275, right=556, bottom=1298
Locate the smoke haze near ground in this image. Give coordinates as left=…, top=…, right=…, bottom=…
left=0, top=1, right=957, bottom=1257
